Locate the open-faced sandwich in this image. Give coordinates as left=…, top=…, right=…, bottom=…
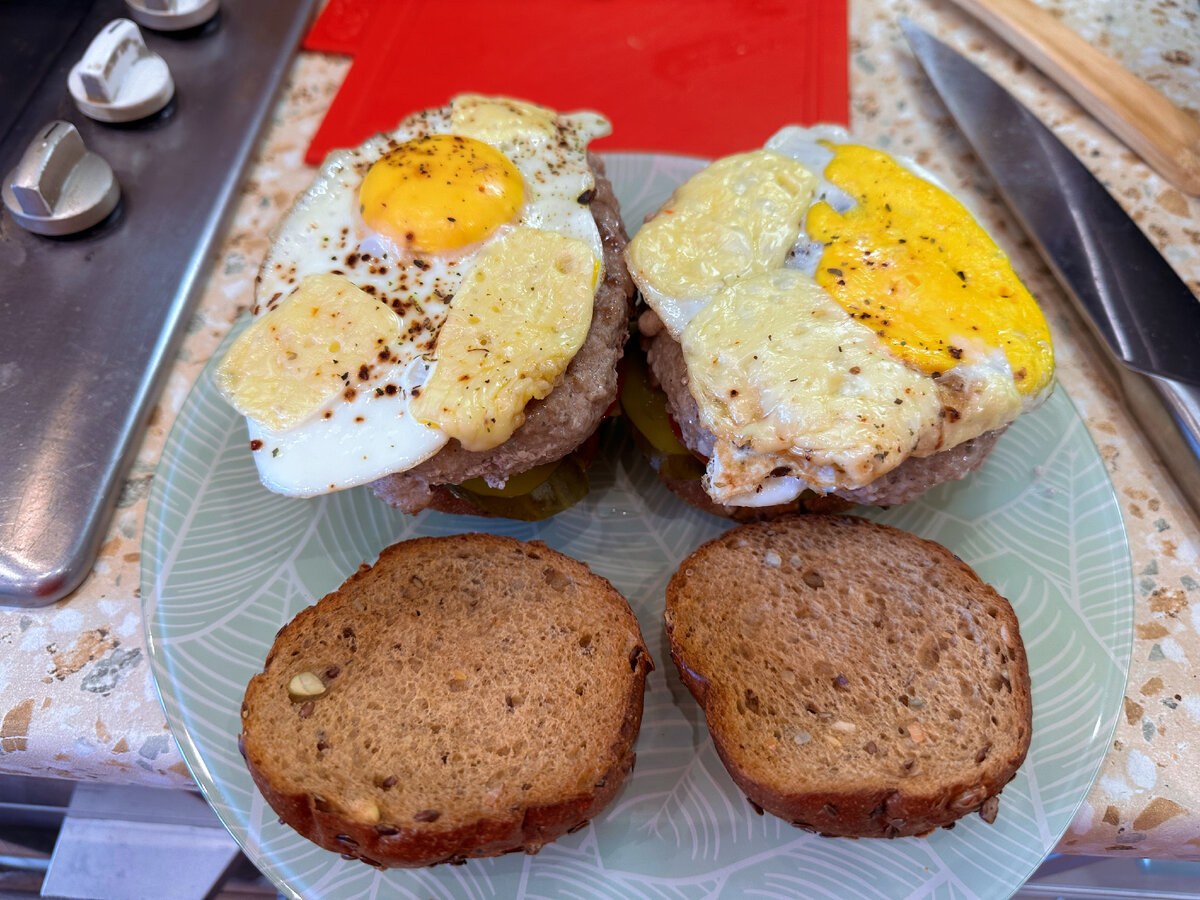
left=214, top=95, right=633, bottom=520
left=623, top=126, right=1055, bottom=518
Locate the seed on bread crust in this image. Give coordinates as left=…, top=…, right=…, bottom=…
left=664, top=514, right=1032, bottom=838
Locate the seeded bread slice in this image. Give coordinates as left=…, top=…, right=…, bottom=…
left=240, top=533, right=653, bottom=868
left=665, top=515, right=1032, bottom=838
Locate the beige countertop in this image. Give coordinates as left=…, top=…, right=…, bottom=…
left=2, top=0, right=1199, bottom=863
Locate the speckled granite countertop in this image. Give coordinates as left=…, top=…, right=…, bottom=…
left=2, top=0, right=1198, bottom=862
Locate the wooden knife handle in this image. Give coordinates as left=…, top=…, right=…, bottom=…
left=948, top=0, right=1200, bottom=195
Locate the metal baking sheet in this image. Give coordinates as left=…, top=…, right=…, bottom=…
left=0, top=0, right=317, bottom=606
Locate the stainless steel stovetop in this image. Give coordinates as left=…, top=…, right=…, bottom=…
left=0, top=0, right=316, bottom=606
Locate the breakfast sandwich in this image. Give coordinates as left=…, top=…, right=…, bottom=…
left=214, top=96, right=633, bottom=519
left=623, top=126, right=1055, bottom=517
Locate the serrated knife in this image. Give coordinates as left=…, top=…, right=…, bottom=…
left=901, top=19, right=1200, bottom=520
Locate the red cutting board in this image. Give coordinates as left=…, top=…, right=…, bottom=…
left=304, top=0, right=849, bottom=163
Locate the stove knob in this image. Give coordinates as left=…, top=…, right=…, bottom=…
left=2, top=122, right=120, bottom=236
left=124, top=0, right=220, bottom=32
left=68, top=19, right=174, bottom=123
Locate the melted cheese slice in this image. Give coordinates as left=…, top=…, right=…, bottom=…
left=215, top=274, right=402, bottom=432
left=626, top=150, right=817, bottom=338
left=410, top=227, right=596, bottom=451
left=681, top=269, right=942, bottom=500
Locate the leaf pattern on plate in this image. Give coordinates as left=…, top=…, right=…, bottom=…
left=142, top=153, right=1132, bottom=900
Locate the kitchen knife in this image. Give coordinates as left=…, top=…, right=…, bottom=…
left=901, top=19, right=1200, bottom=519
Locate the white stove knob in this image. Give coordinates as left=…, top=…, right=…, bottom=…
left=124, top=0, right=220, bottom=32
left=3, top=121, right=121, bottom=236
left=68, top=19, right=174, bottom=123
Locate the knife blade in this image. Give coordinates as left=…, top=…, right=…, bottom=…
left=901, top=18, right=1200, bottom=519
left=900, top=18, right=1200, bottom=387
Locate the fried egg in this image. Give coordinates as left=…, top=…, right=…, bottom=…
left=215, top=96, right=609, bottom=497
left=625, top=125, right=1054, bottom=507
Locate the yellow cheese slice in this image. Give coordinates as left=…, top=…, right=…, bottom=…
left=411, top=227, right=596, bottom=451
left=214, top=273, right=401, bottom=432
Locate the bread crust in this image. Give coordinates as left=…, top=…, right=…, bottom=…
left=239, top=717, right=640, bottom=867
left=665, top=515, right=1032, bottom=838
left=240, top=534, right=652, bottom=867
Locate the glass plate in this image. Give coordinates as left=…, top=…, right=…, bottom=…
left=142, top=152, right=1133, bottom=900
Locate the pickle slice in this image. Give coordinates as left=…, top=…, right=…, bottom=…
left=627, top=418, right=706, bottom=482
left=448, top=453, right=590, bottom=521
left=455, top=460, right=559, bottom=498
left=619, top=341, right=691, bottom=458
left=620, top=339, right=705, bottom=481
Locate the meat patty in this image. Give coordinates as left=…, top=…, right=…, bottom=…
left=372, top=155, right=634, bottom=513
left=833, top=429, right=1002, bottom=506
left=644, top=316, right=714, bottom=461
left=644, top=320, right=1005, bottom=515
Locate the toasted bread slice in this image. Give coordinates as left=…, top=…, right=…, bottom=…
left=240, top=533, right=653, bottom=868
left=665, top=515, right=1031, bottom=838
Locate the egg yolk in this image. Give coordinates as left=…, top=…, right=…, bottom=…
left=807, top=144, right=1053, bottom=397
left=358, top=133, right=523, bottom=253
